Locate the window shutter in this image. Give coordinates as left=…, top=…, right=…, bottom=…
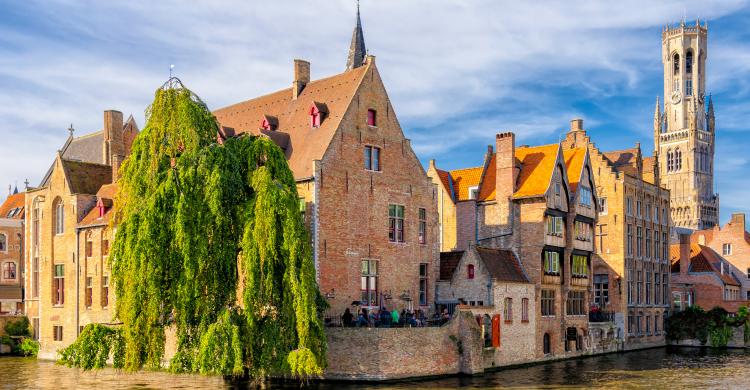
left=492, top=314, right=501, bottom=348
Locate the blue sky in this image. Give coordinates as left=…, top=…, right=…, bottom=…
left=0, top=0, right=748, bottom=224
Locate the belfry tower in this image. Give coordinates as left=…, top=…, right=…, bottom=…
left=654, top=20, right=718, bottom=230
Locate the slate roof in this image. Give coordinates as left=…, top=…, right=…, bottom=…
left=670, top=243, right=740, bottom=286
left=63, top=131, right=105, bottom=164
left=61, top=160, right=112, bottom=195
left=0, top=192, right=25, bottom=219
left=439, top=251, right=464, bottom=281
left=213, top=64, right=370, bottom=180
left=475, top=246, right=530, bottom=283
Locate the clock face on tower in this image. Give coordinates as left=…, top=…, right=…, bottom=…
left=671, top=91, right=682, bottom=104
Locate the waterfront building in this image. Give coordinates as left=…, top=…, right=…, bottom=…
left=0, top=188, right=25, bottom=315
left=428, top=129, right=597, bottom=358
left=562, top=120, right=671, bottom=349
left=435, top=246, right=537, bottom=366
left=25, top=111, right=138, bottom=358
left=212, top=9, right=439, bottom=316
left=692, top=213, right=750, bottom=300
left=670, top=233, right=744, bottom=312
left=654, top=20, right=718, bottom=230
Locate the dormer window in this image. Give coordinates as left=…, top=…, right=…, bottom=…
left=261, top=115, right=278, bottom=131
left=310, top=102, right=328, bottom=128
left=367, top=109, right=377, bottom=127
left=468, top=186, right=479, bottom=200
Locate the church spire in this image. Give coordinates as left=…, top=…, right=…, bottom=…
left=707, top=94, right=715, bottom=132
left=346, top=0, right=367, bottom=71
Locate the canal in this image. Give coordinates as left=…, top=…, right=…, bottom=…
left=1, top=347, right=749, bottom=389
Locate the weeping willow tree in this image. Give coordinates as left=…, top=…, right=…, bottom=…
left=59, top=79, right=326, bottom=380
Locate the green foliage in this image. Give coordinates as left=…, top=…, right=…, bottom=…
left=667, top=305, right=750, bottom=347
left=59, top=80, right=325, bottom=379
left=59, top=324, right=124, bottom=370
left=18, top=338, right=39, bottom=357
left=4, top=316, right=31, bottom=337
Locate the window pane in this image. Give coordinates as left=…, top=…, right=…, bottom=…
left=373, top=147, right=380, bottom=171
left=364, top=147, right=372, bottom=170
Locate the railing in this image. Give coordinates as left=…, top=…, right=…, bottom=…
left=589, top=311, right=616, bottom=323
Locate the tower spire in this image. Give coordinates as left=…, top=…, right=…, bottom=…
left=346, top=0, right=367, bottom=71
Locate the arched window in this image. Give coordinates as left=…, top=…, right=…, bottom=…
left=543, top=333, right=551, bottom=355
left=667, top=149, right=673, bottom=172
left=0, top=234, right=6, bottom=252
left=53, top=198, right=64, bottom=235
left=675, top=148, right=682, bottom=171
left=673, top=53, right=680, bottom=75
left=2, top=262, right=16, bottom=280
left=686, top=50, right=693, bottom=74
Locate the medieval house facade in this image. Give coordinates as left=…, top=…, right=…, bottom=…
left=692, top=213, right=750, bottom=300
left=0, top=190, right=25, bottom=316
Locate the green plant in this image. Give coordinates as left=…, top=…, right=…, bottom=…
left=709, top=325, right=732, bottom=348
left=4, top=316, right=31, bottom=337
left=59, top=324, right=123, bottom=370
left=18, top=338, right=39, bottom=357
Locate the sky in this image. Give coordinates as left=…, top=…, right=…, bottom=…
left=0, top=0, right=748, bottom=224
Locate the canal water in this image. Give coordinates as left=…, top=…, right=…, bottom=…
left=1, top=347, right=748, bottom=389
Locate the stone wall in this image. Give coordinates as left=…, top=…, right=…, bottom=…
left=669, top=326, right=747, bottom=348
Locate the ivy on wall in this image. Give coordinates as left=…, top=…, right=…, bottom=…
left=666, top=306, right=749, bottom=348
left=59, top=80, right=325, bottom=380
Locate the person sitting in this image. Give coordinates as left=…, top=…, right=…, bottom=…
left=369, top=309, right=378, bottom=327
left=379, top=308, right=391, bottom=328
left=441, top=308, right=450, bottom=325
left=391, top=308, right=400, bottom=326
left=416, top=309, right=426, bottom=327
left=358, top=308, right=369, bottom=327
left=341, top=308, right=354, bottom=327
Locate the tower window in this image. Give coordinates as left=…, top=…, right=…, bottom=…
left=686, top=50, right=693, bottom=74
left=686, top=79, right=693, bottom=96
left=673, top=53, right=680, bottom=75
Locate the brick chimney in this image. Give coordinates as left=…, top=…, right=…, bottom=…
left=679, top=233, right=690, bottom=277
left=730, top=213, right=746, bottom=231
left=104, top=110, right=124, bottom=181
left=569, top=118, right=584, bottom=132
left=495, top=132, right=517, bottom=226
left=293, top=59, right=310, bottom=100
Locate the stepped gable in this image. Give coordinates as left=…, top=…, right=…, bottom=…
left=603, top=147, right=639, bottom=177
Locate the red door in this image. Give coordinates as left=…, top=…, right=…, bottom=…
left=492, top=314, right=501, bottom=348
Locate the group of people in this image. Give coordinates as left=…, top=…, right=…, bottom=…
left=339, top=306, right=452, bottom=328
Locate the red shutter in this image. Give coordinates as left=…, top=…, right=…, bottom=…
left=468, top=264, right=475, bottom=279
left=492, top=314, right=501, bottom=348
left=367, top=109, right=376, bottom=126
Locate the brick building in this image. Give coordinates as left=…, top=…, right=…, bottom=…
left=212, top=12, right=439, bottom=316
left=428, top=129, right=597, bottom=358
left=692, top=213, right=750, bottom=300
left=25, top=111, right=137, bottom=358
left=670, top=233, right=745, bottom=312
left=562, top=120, right=671, bottom=349
left=0, top=189, right=25, bottom=315
left=436, top=246, right=536, bottom=366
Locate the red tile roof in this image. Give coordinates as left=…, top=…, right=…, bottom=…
left=513, top=144, right=559, bottom=198
left=450, top=166, right=483, bottom=201
left=435, top=169, right=455, bottom=201
left=78, top=184, right=117, bottom=228
left=0, top=192, right=25, bottom=220
left=670, top=243, right=740, bottom=286
left=213, top=64, right=370, bottom=180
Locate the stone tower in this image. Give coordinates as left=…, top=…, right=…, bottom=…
left=654, top=20, right=718, bottom=230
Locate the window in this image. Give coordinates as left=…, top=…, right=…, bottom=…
left=566, top=291, right=585, bottom=315
left=503, top=298, right=513, bottom=323
left=467, top=264, right=475, bottom=279
left=543, top=333, right=551, bottom=355
left=636, top=199, right=642, bottom=218
left=2, top=262, right=16, bottom=279
left=675, top=149, right=682, bottom=171
left=418, top=208, right=427, bottom=244
left=672, top=292, right=682, bottom=311
left=663, top=274, right=669, bottom=305
left=55, top=199, right=65, bottom=234
left=483, top=315, right=492, bottom=348
left=310, top=105, right=323, bottom=128
left=361, top=260, right=378, bottom=307
left=85, top=241, right=93, bottom=257
left=646, top=315, right=651, bottom=335
left=686, top=79, right=693, bottom=96
left=599, top=197, right=608, bottom=215
left=636, top=227, right=643, bottom=257
left=626, top=197, right=633, bottom=216
left=594, top=274, right=609, bottom=307
left=364, top=145, right=381, bottom=171
left=645, top=228, right=651, bottom=259
left=367, top=109, right=377, bottom=126
left=686, top=50, right=693, bottom=73
left=53, top=326, right=63, bottom=342
left=662, top=208, right=668, bottom=225
left=468, top=186, right=479, bottom=200
left=101, top=276, right=109, bottom=308
left=653, top=205, right=659, bottom=223
left=637, top=271, right=643, bottom=304
left=102, top=240, right=110, bottom=256
left=541, top=290, right=555, bottom=316
left=596, top=224, right=608, bottom=254
left=419, top=263, right=428, bottom=306
left=521, top=298, right=529, bottom=322
left=543, top=251, right=560, bottom=275
left=646, top=272, right=652, bottom=305
left=655, top=272, right=661, bottom=305
left=32, top=257, right=39, bottom=298
left=574, top=221, right=591, bottom=241
left=388, top=205, right=404, bottom=242
left=645, top=203, right=651, bottom=221
left=579, top=187, right=592, bottom=207
left=53, top=264, right=64, bottom=305
left=0, top=234, right=5, bottom=251
left=627, top=224, right=633, bottom=256
left=546, top=216, right=564, bottom=237
left=673, top=53, right=680, bottom=75
left=85, top=277, right=93, bottom=308
left=572, top=255, right=588, bottom=277
left=723, top=243, right=733, bottom=256
left=662, top=233, right=668, bottom=260
left=653, top=231, right=660, bottom=261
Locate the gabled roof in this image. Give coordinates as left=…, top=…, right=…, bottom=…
left=513, top=144, right=560, bottom=198
left=603, top=147, right=639, bottom=177
left=440, top=251, right=464, bottom=281
left=213, top=64, right=370, bottom=180
left=61, top=159, right=112, bottom=195
left=449, top=166, right=483, bottom=201
left=670, top=243, right=740, bottom=286
left=78, top=183, right=117, bottom=228
left=563, top=147, right=587, bottom=193
left=40, top=131, right=105, bottom=187
left=475, top=246, right=530, bottom=283
left=0, top=192, right=25, bottom=220
left=478, top=154, right=496, bottom=201
left=435, top=169, right=455, bottom=201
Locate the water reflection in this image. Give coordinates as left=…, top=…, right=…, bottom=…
left=1, top=347, right=749, bottom=389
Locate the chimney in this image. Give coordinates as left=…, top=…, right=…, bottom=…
left=496, top=132, right=517, bottom=226
left=570, top=118, right=584, bottom=132
left=679, top=233, right=690, bottom=277
left=293, top=59, right=311, bottom=100
left=104, top=110, right=124, bottom=181
left=730, top=213, right=746, bottom=231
